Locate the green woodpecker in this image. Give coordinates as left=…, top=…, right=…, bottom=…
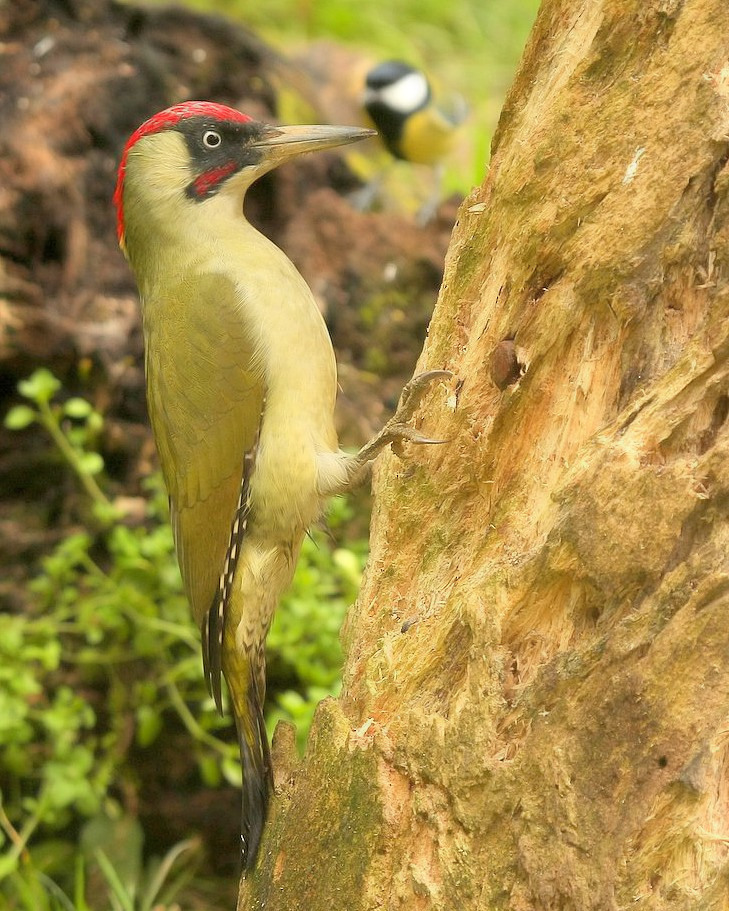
left=363, top=61, right=467, bottom=166
left=114, top=101, right=448, bottom=869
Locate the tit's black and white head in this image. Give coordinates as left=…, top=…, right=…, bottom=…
left=363, top=61, right=432, bottom=159
left=114, top=101, right=373, bottom=258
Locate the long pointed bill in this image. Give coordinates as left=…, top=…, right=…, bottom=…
left=251, top=123, right=376, bottom=165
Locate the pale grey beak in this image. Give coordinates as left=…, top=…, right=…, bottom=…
left=252, top=123, right=376, bottom=163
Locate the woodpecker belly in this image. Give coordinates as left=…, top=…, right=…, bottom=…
left=250, top=413, right=324, bottom=537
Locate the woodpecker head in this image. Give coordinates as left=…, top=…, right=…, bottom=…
left=362, top=61, right=432, bottom=159
left=114, top=101, right=374, bottom=256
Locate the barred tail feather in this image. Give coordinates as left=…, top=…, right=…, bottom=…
left=231, top=663, right=272, bottom=870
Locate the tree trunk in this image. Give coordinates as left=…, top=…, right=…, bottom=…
left=240, top=0, right=729, bottom=907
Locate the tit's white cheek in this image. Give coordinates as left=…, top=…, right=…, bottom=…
left=371, top=71, right=430, bottom=114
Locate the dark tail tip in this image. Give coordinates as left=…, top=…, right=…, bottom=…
left=238, top=686, right=273, bottom=871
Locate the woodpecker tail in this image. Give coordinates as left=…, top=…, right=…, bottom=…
left=225, top=646, right=272, bottom=871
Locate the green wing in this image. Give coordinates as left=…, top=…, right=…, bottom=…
left=143, top=271, right=264, bottom=694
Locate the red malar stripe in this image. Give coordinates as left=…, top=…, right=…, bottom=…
left=191, top=160, right=239, bottom=198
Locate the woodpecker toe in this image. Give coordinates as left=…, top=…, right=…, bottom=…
left=395, top=369, right=453, bottom=418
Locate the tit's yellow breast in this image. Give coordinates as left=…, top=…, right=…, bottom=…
left=398, top=106, right=458, bottom=165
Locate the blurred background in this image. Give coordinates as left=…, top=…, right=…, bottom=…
left=0, top=0, right=539, bottom=907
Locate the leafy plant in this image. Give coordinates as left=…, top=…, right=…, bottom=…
left=1, top=811, right=199, bottom=911
left=5, top=368, right=114, bottom=521
left=81, top=811, right=199, bottom=911
left=1, top=370, right=366, bottom=907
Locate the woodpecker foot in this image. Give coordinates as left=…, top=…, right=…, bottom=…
left=355, top=369, right=452, bottom=464
left=321, top=370, right=451, bottom=496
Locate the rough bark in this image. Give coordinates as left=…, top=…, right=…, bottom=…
left=241, top=0, right=729, bottom=908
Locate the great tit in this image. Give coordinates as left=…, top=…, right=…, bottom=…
left=363, top=60, right=467, bottom=166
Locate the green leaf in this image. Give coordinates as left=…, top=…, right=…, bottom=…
left=0, top=849, right=20, bottom=879
left=35, top=872, right=77, bottom=911
left=221, top=755, right=242, bottom=787
left=91, top=499, right=119, bottom=526
left=63, top=398, right=93, bottom=419
left=86, top=411, right=104, bottom=433
left=93, top=849, right=135, bottom=911
left=135, top=706, right=162, bottom=748
left=4, top=405, right=37, bottom=430
left=81, top=812, right=143, bottom=907
left=77, top=452, right=104, bottom=476
left=333, top=547, right=363, bottom=587
left=197, top=752, right=222, bottom=788
left=140, top=837, right=199, bottom=911
left=18, top=369, right=62, bottom=405
left=74, top=852, right=92, bottom=911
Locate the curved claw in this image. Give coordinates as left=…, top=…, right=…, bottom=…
left=402, top=370, right=453, bottom=397
left=411, top=369, right=454, bottom=383
left=397, top=370, right=453, bottom=420
left=383, top=423, right=450, bottom=446
left=338, top=369, right=454, bottom=486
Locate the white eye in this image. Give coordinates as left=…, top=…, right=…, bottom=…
left=202, top=129, right=222, bottom=149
